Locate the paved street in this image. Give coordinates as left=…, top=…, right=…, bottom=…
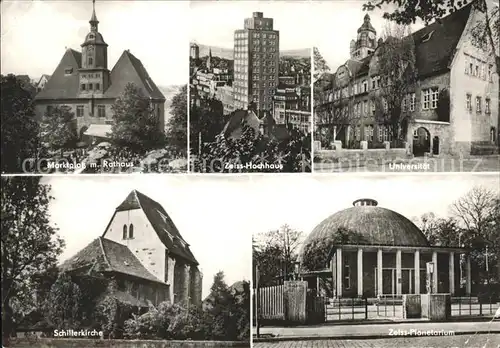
left=254, top=333, right=500, bottom=348
left=256, top=320, right=500, bottom=339
left=314, top=156, right=500, bottom=172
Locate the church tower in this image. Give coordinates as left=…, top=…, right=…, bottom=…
left=79, top=0, right=110, bottom=98
left=350, top=14, right=377, bottom=60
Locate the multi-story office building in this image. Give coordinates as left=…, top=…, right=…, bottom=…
left=233, top=12, right=279, bottom=114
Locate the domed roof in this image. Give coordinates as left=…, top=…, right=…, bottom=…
left=304, top=199, right=429, bottom=248
left=82, top=32, right=107, bottom=46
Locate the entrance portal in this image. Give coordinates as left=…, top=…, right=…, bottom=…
left=413, top=127, right=431, bottom=156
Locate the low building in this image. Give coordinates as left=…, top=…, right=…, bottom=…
left=299, top=198, right=470, bottom=299
left=36, top=74, right=51, bottom=92
left=62, top=190, right=202, bottom=307
left=272, top=83, right=311, bottom=134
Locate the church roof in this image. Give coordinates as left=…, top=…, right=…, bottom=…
left=35, top=49, right=164, bottom=101
left=60, top=237, right=164, bottom=284
left=104, top=50, right=165, bottom=101
left=35, top=49, right=82, bottom=100
left=113, top=190, right=198, bottom=265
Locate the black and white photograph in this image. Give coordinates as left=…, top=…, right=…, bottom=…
left=252, top=174, right=500, bottom=348
left=312, top=0, right=500, bottom=172
left=189, top=1, right=312, bottom=173
left=1, top=1, right=188, bottom=174
left=1, top=175, right=251, bottom=347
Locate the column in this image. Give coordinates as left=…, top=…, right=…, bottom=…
left=336, top=248, right=343, bottom=298
left=357, top=248, right=363, bottom=297
left=432, top=251, right=438, bottom=293
left=183, top=263, right=191, bottom=306
left=167, top=256, right=176, bottom=303
left=396, top=249, right=402, bottom=296
left=449, top=252, right=455, bottom=295
left=466, top=254, right=471, bottom=295
left=414, top=250, right=420, bottom=294
left=377, top=249, right=383, bottom=296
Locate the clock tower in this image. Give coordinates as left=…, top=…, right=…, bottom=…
left=350, top=14, right=377, bottom=60
left=79, top=0, right=110, bottom=98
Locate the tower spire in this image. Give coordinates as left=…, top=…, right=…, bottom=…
left=90, top=0, right=99, bottom=32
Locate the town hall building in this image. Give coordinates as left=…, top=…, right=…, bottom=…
left=61, top=190, right=202, bottom=308
left=315, top=1, right=499, bottom=156
left=34, top=1, right=165, bottom=143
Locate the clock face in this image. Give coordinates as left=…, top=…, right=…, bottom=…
left=368, top=32, right=375, bottom=40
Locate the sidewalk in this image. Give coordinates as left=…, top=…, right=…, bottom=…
left=253, top=319, right=500, bottom=341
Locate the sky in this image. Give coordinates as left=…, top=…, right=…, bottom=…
left=248, top=174, right=500, bottom=241
left=190, top=0, right=313, bottom=51
left=41, top=175, right=253, bottom=299
left=1, top=0, right=189, bottom=86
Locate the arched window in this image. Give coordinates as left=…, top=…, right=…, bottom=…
left=122, top=225, right=127, bottom=239
left=129, top=224, right=134, bottom=239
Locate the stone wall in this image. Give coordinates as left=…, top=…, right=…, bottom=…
left=314, top=148, right=408, bottom=164
left=10, top=338, right=249, bottom=348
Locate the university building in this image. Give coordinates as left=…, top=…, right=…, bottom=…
left=315, top=1, right=498, bottom=156
left=299, top=199, right=471, bottom=298
left=62, top=190, right=202, bottom=308
left=233, top=12, right=280, bottom=114
left=34, top=1, right=165, bottom=143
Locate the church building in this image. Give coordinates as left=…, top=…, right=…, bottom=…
left=315, top=1, right=499, bottom=156
left=61, top=190, right=202, bottom=308
left=34, top=1, right=165, bottom=142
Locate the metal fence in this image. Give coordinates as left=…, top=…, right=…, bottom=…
left=451, top=295, right=499, bottom=317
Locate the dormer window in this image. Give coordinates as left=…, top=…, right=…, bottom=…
left=129, top=224, right=134, bottom=239
left=89, top=34, right=95, bottom=40
left=421, top=30, right=435, bottom=43
left=64, top=67, right=73, bottom=75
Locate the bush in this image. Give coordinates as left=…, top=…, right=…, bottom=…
left=124, top=302, right=206, bottom=340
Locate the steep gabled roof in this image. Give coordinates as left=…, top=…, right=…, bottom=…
left=411, top=1, right=473, bottom=78
left=223, top=109, right=261, bottom=139
left=35, top=49, right=82, bottom=100
left=60, top=237, right=164, bottom=283
left=114, top=190, right=198, bottom=265
left=104, top=50, right=165, bottom=101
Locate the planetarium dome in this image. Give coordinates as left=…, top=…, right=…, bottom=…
left=303, top=198, right=430, bottom=249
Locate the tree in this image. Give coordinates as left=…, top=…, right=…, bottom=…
left=165, top=85, right=187, bottom=156
left=313, top=47, right=331, bottom=83
left=45, top=272, right=83, bottom=327
left=193, top=124, right=311, bottom=173
left=412, top=212, right=462, bottom=247
left=373, top=23, right=418, bottom=143
left=203, top=271, right=233, bottom=340
left=1, top=177, right=64, bottom=345
left=109, top=83, right=166, bottom=154
left=450, top=186, right=500, bottom=285
left=253, top=225, right=304, bottom=286
left=40, top=105, right=78, bottom=156
left=189, top=95, right=226, bottom=155
left=1, top=74, right=40, bottom=173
